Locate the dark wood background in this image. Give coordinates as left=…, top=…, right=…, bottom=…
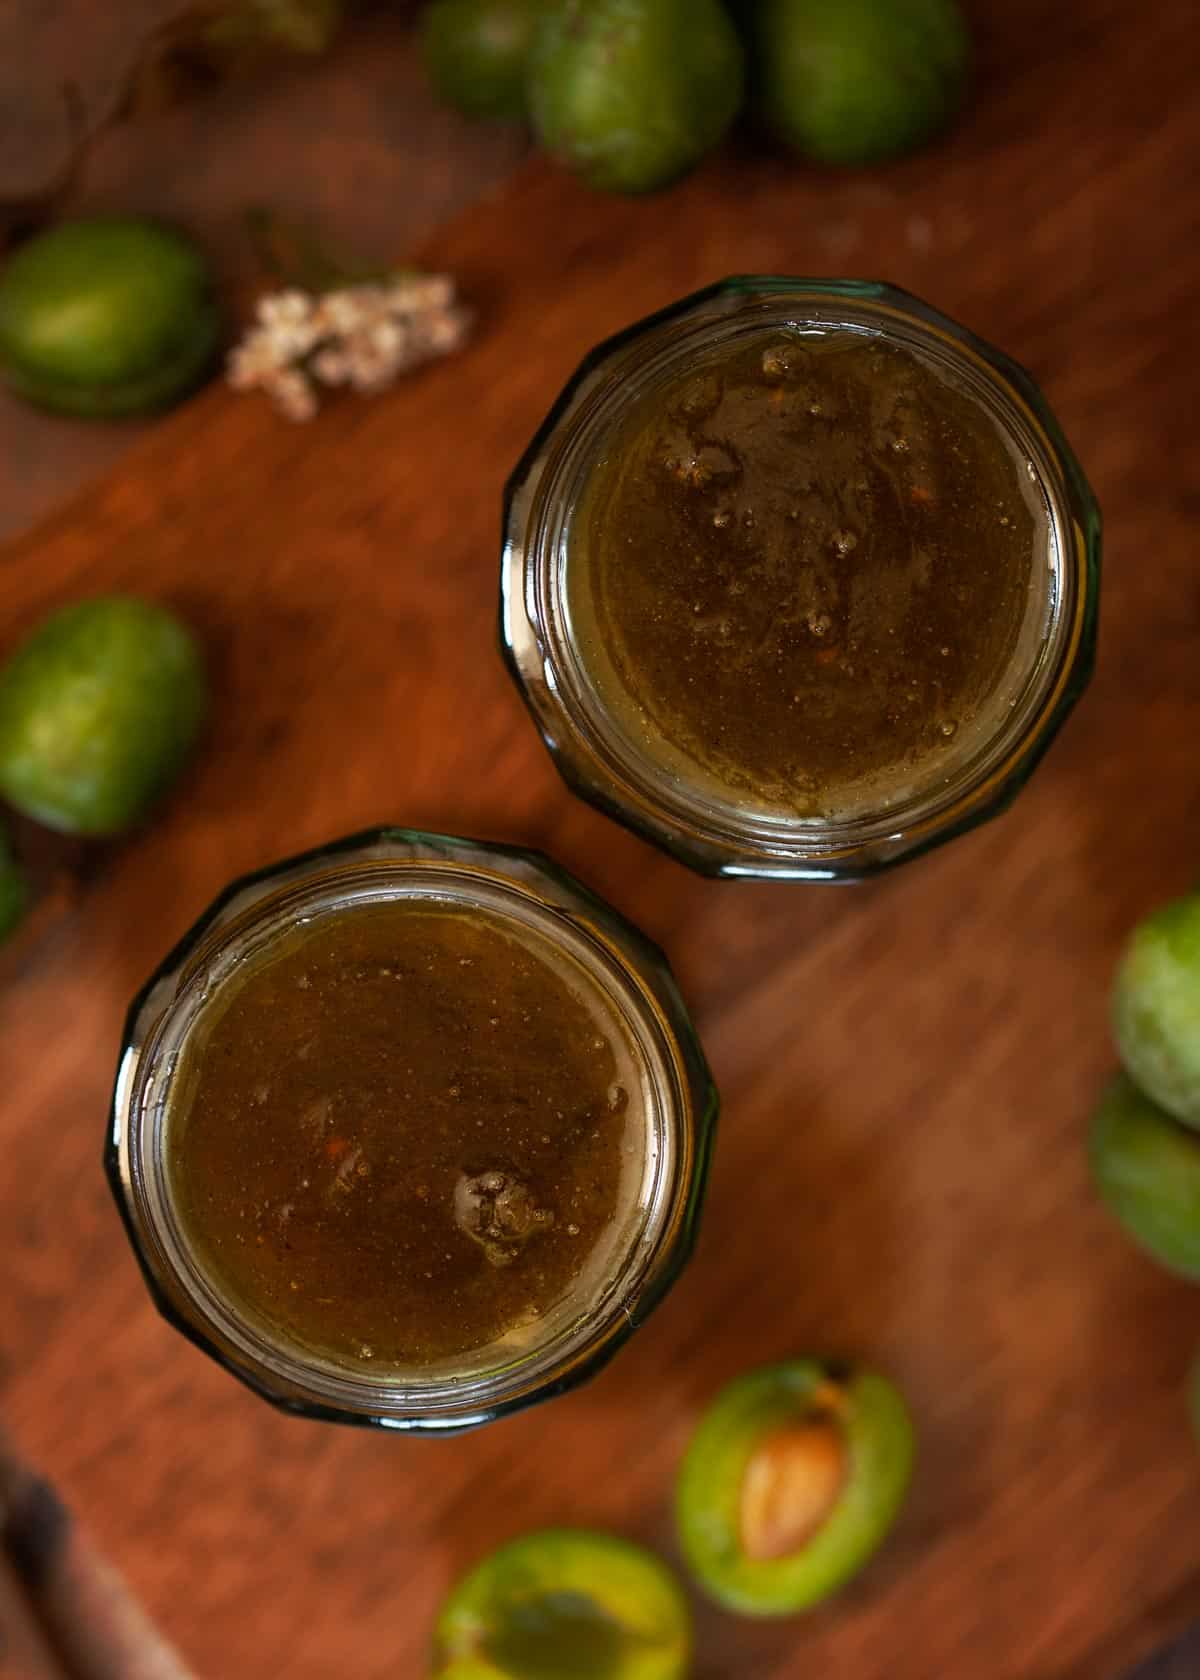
left=3, top=1, right=1200, bottom=1675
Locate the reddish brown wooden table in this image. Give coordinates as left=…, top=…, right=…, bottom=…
left=3, top=1, right=1200, bottom=1674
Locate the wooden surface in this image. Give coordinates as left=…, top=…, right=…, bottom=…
left=2, top=0, right=1200, bottom=1674
left=1131, top=1624, right=1200, bottom=1680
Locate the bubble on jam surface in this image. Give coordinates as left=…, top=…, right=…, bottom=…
left=454, top=1170, right=555, bottom=1268
left=672, top=443, right=739, bottom=489
left=678, top=371, right=722, bottom=420
left=761, top=343, right=795, bottom=380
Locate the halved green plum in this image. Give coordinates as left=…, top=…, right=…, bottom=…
left=676, top=1360, right=914, bottom=1616
left=1090, top=1072, right=1200, bottom=1279
left=432, top=1529, right=691, bottom=1680
left=527, top=0, right=745, bottom=194
left=1113, top=890, right=1200, bottom=1129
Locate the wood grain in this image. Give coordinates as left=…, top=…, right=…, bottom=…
left=2, top=0, right=1200, bottom=1675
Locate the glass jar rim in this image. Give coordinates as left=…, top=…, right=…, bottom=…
left=107, top=829, right=716, bottom=1431
left=502, top=278, right=1101, bottom=878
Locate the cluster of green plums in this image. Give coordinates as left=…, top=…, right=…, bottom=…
left=0, top=218, right=215, bottom=933
left=422, top=0, right=971, bottom=193
left=431, top=1359, right=914, bottom=1677
left=1091, top=887, right=1200, bottom=1430
left=0, top=596, right=207, bottom=942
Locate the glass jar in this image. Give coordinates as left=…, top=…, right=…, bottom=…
left=107, top=829, right=716, bottom=1432
left=501, top=278, right=1100, bottom=879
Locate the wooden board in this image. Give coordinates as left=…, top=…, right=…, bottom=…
left=3, top=0, right=1200, bottom=1673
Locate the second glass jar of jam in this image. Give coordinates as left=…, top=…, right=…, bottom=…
left=502, top=278, right=1100, bottom=879
left=107, top=829, right=716, bottom=1431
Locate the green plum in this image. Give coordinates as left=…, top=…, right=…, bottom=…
left=527, top=0, right=745, bottom=194
left=432, top=1528, right=691, bottom=1680
left=423, top=0, right=546, bottom=121
left=751, top=0, right=970, bottom=165
left=0, top=596, right=207, bottom=837
left=1090, top=1072, right=1200, bottom=1280
left=677, top=1360, right=914, bottom=1616
left=0, top=218, right=219, bottom=417
left=1113, top=890, right=1200, bottom=1128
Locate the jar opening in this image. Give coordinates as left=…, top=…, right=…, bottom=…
left=502, top=281, right=1098, bottom=877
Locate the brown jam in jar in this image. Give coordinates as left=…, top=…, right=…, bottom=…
left=572, top=329, right=1036, bottom=817
left=108, top=833, right=717, bottom=1429
left=168, top=898, right=644, bottom=1371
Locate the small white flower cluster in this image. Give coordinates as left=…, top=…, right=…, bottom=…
left=226, top=274, right=471, bottom=421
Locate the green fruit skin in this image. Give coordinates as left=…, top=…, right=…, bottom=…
left=0, top=597, right=207, bottom=837
left=677, top=1360, right=914, bottom=1617
left=0, top=825, right=28, bottom=943
left=754, top=0, right=970, bottom=165
left=1090, top=1072, right=1200, bottom=1280
left=0, top=218, right=219, bottom=418
left=528, top=0, right=746, bottom=194
left=433, top=1527, right=691, bottom=1680
left=1113, top=892, right=1200, bottom=1128
left=204, top=0, right=345, bottom=55
left=423, top=0, right=545, bottom=121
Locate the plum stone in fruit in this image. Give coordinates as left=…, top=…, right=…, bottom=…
left=676, top=1359, right=914, bottom=1616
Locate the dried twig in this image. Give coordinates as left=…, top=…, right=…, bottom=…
left=0, top=1427, right=196, bottom=1680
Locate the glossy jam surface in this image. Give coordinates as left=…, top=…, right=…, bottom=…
left=571, top=328, right=1039, bottom=815
left=167, top=898, right=644, bottom=1370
